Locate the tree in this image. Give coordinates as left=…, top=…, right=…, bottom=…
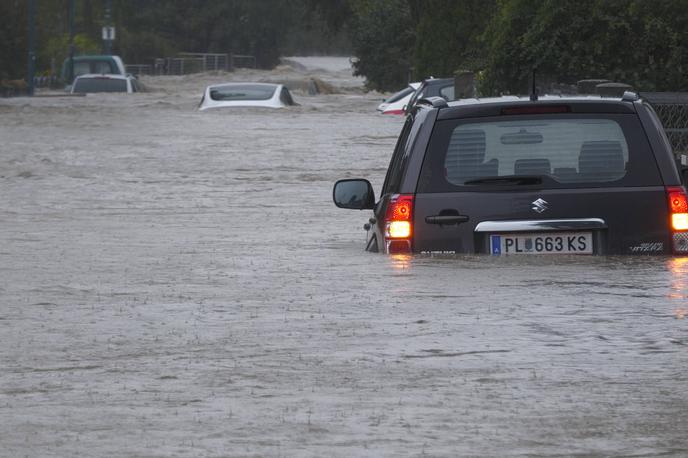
left=0, top=0, right=27, bottom=79
left=480, top=0, right=688, bottom=95
left=349, top=0, right=414, bottom=91
left=411, top=0, right=496, bottom=80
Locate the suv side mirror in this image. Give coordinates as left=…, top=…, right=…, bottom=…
left=333, top=179, right=375, bottom=210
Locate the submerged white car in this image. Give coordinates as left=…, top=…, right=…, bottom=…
left=377, top=82, right=420, bottom=115
left=198, top=83, right=296, bottom=110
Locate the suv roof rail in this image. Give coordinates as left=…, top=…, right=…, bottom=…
left=621, top=91, right=640, bottom=102
left=416, top=97, right=448, bottom=109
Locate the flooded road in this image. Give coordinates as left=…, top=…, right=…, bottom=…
left=1, top=58, right=687, bottom=457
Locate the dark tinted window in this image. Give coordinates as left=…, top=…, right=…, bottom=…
left=644, top=102, right=674, bottom=155
left=210, top=84, right=275, bottom=101
left=72, top=77, right=128, bottom=93
left=418, top=114, right=662, bottom=192
left=280, top=87, right=294, bottom=105
left=382, top=118, right=414, bottom=195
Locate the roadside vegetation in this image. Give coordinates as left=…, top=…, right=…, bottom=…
left=3, top=0, right=688, bottom=94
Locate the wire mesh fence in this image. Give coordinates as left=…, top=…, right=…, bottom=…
left=153, top=57, right=205, bottom=75
left=177, top=53, right=231, bottom=72
left=231, top=54, right=256, bottom=69
left=125, top=64, right=152, bottom=76
left=142, top=53, right=257, bottom=76
left=642, top=92, right=688, bottom=156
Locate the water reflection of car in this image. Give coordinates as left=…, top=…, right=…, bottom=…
left=70, top=74, right=139, bottom=94
left=198, top=83, right=297, bottom=111
left=404, top=77, right=455, bottom=114
left=377, top=82, right=420, bottom=115
left=334, top=93, right=688, bottom=255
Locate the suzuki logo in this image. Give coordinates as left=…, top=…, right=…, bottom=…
left=531, top=198, right=549, bottom=213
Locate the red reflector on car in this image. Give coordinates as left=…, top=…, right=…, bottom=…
left=501, top=105, right=571, bottom=115
left=386, top=194, right=413, bottom=221
left=667, top=186, right=688, bottom=213
left=382, top=109, right=405, bottom=115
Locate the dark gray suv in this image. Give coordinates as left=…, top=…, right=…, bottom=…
left=333, top=94, right=688, bottom=255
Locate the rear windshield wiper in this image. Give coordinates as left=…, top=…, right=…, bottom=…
left=463, top=175, right=544, bottom=186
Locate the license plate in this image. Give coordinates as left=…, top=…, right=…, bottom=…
left=490, top=232, right=593, bottom=255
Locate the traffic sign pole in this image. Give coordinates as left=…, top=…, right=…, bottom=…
left=103, top=0, right=112, bottom=54
left=27, top=0, right=36, bottom=96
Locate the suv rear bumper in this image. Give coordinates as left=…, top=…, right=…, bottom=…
left=474, top=218, right=607, bottom=232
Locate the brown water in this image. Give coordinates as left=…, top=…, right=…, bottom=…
left=1, top=58, right=687, bottom=457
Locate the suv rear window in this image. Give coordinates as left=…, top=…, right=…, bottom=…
left=418, top=114, right=662, bottom=192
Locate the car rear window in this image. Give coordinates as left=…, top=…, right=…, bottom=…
left=210, top=85, right=275, bottom=101
left=73, top=62, right=91, bottom=77
left=417, top=114, right=662, bottom=192
left=92, top=61, right=114, bottom=74
left=439, top=85, right=454, bottom=101
left=73, top=77, right=127, bottom=93
left=385, top=86, right=414, bottom=104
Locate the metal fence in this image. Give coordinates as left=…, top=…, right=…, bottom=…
left=231, top=54, right=256, bottom=69
left=125, top=64, right=152, bottom=76
left=642, top=92, right=688, bottom=156
left=142, top=53, right=257, bottom=76
left=154, top=57, right=206, bottom=75
left=178, top=53, right=230, bottom=72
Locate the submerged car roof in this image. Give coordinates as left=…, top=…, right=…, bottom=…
left=74, top=73, right=128, bottom=80
left=199, top=82, right=288, bottom=110
left=208, top=82, right=279, bottom=89
left=435, top=95, right=638, bottom=120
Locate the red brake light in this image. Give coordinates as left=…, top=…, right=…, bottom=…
left=385, top=194, right=414, bottom=252
left=501, top=105, right=570, bottom=115
left=667, top=186, right=688, bottom=213
left=667, top=187, right=688, bottom=244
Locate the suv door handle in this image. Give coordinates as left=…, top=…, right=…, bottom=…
left=425, top=214, right=469, bottom=225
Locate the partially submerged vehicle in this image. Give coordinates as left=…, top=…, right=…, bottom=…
left=404, top=77, right=456, bottom=114
left=61, top=55, right=126, bottom=84
left=70, top=74, right=139, bottom=94
left=377, top=82, right=420, bottom=115
left=334, top=92, right=688, bottom=255
left=198, top=83, right=296, bottom=110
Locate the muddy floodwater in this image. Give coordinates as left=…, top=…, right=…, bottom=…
left=1, top=58, right=687, bottom=457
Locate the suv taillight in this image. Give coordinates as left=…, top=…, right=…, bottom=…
left=667, top=186, right=688, bottom=253
left=385, top=194, right=414, bottom=253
